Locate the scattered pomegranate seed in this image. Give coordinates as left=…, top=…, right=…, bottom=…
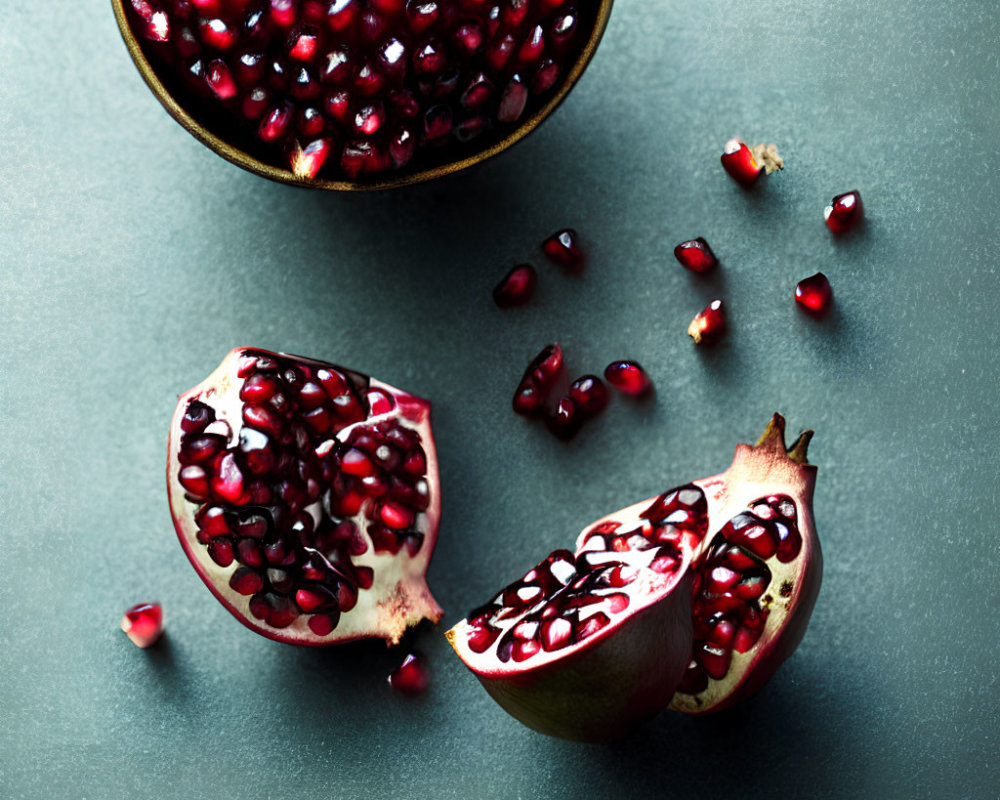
left=824, top=191, right=863, bottom=234
left=493, top=264, right=538, bottom=307
left=795, top=273, right=833, bottom=317
left=541, top=229, right=584, bottom=270
left=120, top=602, right=164, bottom=648
left=674, top=238, right=718, bottom=273
left=513, top=344, right=564, bottom=417
left=604, top=361, right=651, bottom=397
left=721, top=139, right=783, bottom=187
left=546, top=396, right=582, bottom=440
left=389, top=653, right=430, bottom=695
left=688, top=300, right=726, bottom=345
left=569, top=375, right=609, bottom=415
left=720, top=139, right=762, bottom=187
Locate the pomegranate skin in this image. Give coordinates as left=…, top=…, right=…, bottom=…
left=447, top=558, right=693, bottom=742
left=166, top=347, right=443, bottom=646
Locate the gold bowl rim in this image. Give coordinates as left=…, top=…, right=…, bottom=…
left=111, top=0, right=614, bottom=191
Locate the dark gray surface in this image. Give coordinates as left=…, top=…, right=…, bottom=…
left=2, top=1, right=998, bottom=798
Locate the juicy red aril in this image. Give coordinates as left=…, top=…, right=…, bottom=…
left=678, top=495, right=799, bottom=695
left=568, top=375, right=608, bottom=415
left=795, top=272, right=833, bottom=317
left=546, top=396, right=581, bottom=440
left=121, top=602, right=164, bottom=648
left=123, top=0, right=594, bottom=180
left=824, top=190, right=863, bottom=234
left=603, top=361, right=651, bottom=397
left=173, top=349, right=435, bottom=642
left=687, top=300, right=726, bottom=345
left=541, top=228, right=583, bottom=270
left=389, top=653, right=430, bottom=695
left=512, top=343, right=563, bottom=417
left=720, top=138, right=762, bottom=187
left=493, top=264, right=537, bottom=307
left=674, top=237, right=718, bottom=274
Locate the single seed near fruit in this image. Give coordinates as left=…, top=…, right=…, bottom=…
left=688, top=300, right=726, bottom=345
left=120, top=602, right=164, bottom=648
left=674, top=238, right=718, bottom=273
left=795, top=273, right=833, bottom=317
left=389, top=653, right=430, bottom=695
left=604, top=361, right=651, bottom=396
left=824, top=190, right=863, bottom=234
left=541, top=229, right=584, bottom=270
left=493, top=264, right=537, bottom=307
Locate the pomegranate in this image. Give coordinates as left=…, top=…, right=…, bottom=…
left=167, top=347, right=442, bottom=645
left=121, top=602, right=164, bottom=648
left=448, top=415, right=821, bottom=737
left=446, top=501, right=699, bottom=741
left=512, top=343, right=564, bottom=417
left=115, top=0, right=610, bottom=185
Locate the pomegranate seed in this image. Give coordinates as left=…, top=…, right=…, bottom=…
left=200, top=17, right=238, bottom=50
left=288, top=29, right=319, bottom=61
left=824, top=190, right=863, bottom=234
left=541, top=228, right=583, bottom=270
left=794, top=272, right=833, bottom=317
left=674, top=237, right=718, bottom=274
left=291, top=138, right=332, bottom=178
left=688, top=300, right=726, bottom=345
left=720, top=138, right=763, bottom=188
left=546, top=396, right=582, bottom=439
left=120, top=602, right=164, bottom=648
left=388, top=653, right=430, bottom=695
left=569, top=375, right=608, bottom=415
left=603, top=361, right=651, bottom=397
left=513, top=343, right=564, bottom=416
left=492, top=264, right=537, bottom=307
left=497, top=74, right=528, bottom=122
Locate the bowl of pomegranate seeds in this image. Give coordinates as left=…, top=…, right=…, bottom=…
left=113, top=0, right=613, bottom=189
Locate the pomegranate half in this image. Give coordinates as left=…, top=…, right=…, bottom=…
left=448, top=414, right=822, bottom=738
left=167, top=347, right=442, bottom=645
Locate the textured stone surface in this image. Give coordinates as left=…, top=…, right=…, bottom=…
left=1, top=1, right=998, bottom=797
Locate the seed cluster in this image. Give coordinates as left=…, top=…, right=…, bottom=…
left=124, top=0, right=589, bottom=180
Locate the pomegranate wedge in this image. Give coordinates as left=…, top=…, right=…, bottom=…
left=167, top=347, right=442, bottom=646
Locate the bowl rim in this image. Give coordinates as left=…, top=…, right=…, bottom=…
left=111, top=0, right=615, bottom=191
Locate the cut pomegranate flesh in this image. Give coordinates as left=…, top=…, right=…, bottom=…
left=388, top=652, right=430, bottom=695
left=492, top=264, right=537, bottom=307
left=824, top=190, right=863, bottom=234
left=795, top=272, right=833, bottom=317
left=167, top=347, right=442, bottom=645
left=541, top=228, right=584, bottom=270
left=121, top=602, right=164, bottom=648
left=450, top=414, right=822, bottom=733
left=674, top=237, right=717, bottom=273
left=448, top=485, right=705, bottom=741
left=120, top=0, right=598, bottom=181
left=687, top=299, right=726, bottom=344
left=603, top=360, right=651, bottom=396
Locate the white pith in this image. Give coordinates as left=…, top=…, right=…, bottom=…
left=167, top=348, right=442, bottom=647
